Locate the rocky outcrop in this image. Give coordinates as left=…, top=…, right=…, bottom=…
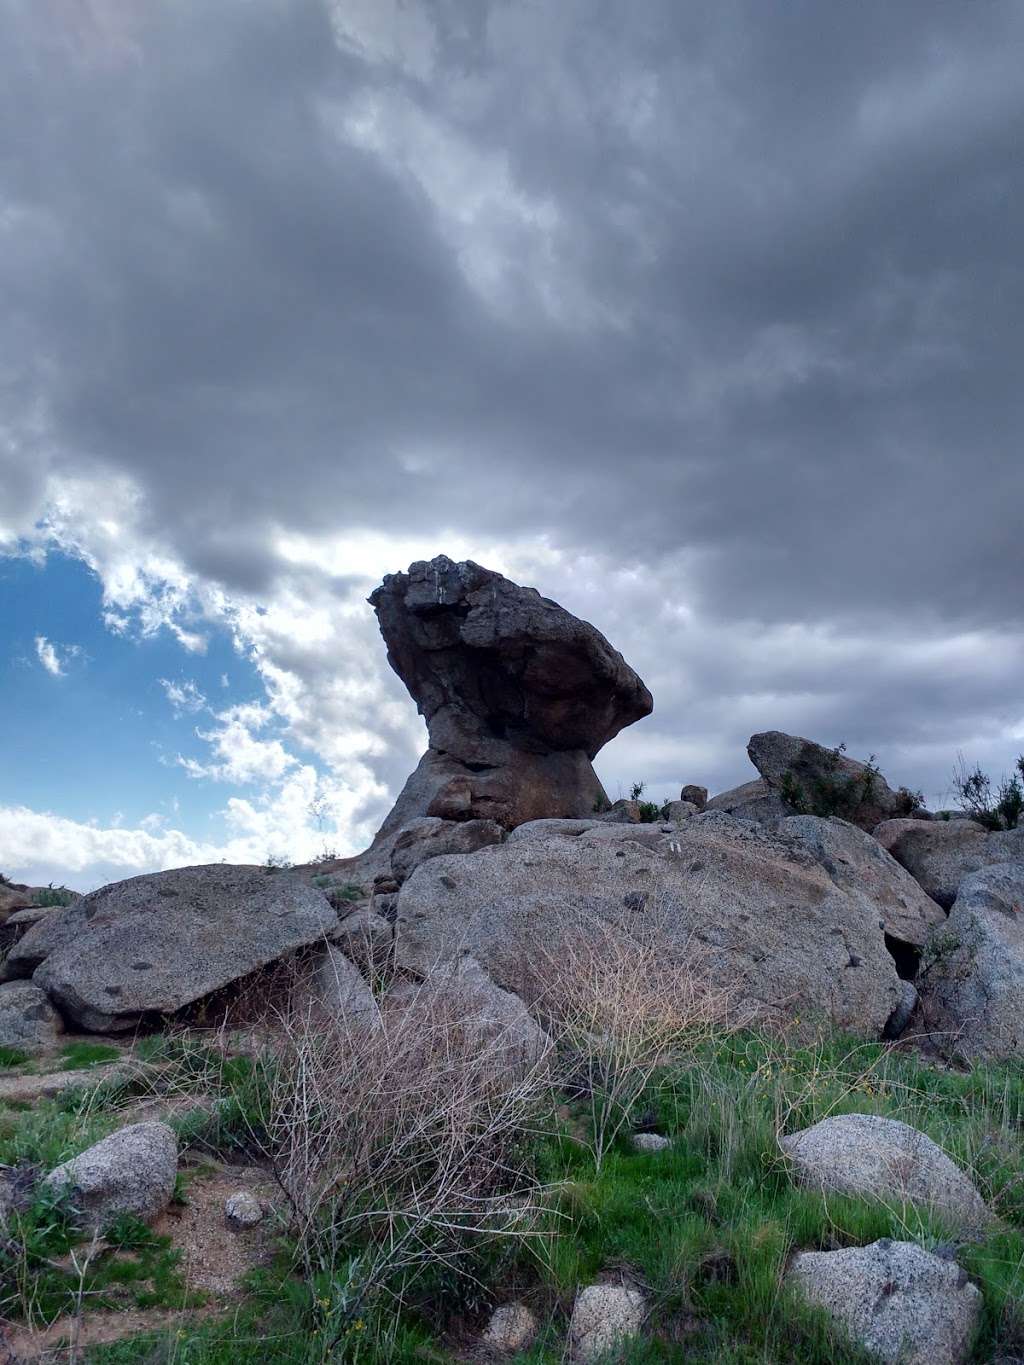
left=705, top=778, right=794, bottom=824
left=367, top=556, right=652, bottom=835
left=28, top=865, right=337, bottom=1032
left=394, top=811, right=904, bottom=1037
left=569, top=1284, right=646, bottom=1363
left=918, top=862, right=1024, bottom=1061
left=874, top=818, right=1024, bottom=909
left=781, top=1114, right=991, bottom=1235
left=748, top=732, right=914, bottom=831
left=45, top=1122, right=178, bottom=1233
left=779, top=816, right=945, bottom=948
left=0, top=981, right=63, bottom=1051
left=786, top=1240, right=980, bottom=1365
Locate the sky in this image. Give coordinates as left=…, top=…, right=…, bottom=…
left=1, top=0, right=1023, bottom=891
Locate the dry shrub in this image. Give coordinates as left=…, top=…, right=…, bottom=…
left=525, top=904, right=741, bottom=1168
left=246, top=966, right=558, bottom=1330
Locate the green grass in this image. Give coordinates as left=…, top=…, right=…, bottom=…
left=0, top=1044, right=31, bottom=1069
left=2, top=1024, right=1022, bottom=1362
left=1, top=1192, right=196, bottom=1327
left=59, top=1040, right=124, bottom=1070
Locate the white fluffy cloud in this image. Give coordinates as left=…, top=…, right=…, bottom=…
left=34, top=636, right=81, bottom=677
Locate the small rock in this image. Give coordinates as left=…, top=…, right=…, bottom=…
left=0, top=981, right=63, bottom=1051
left=569, top=1283, right=646, bottom=1363
left=631, top=1132, right=671, bottom=1152
left=681, top=785, right=708, bottom=810
left=224, top=1190, right=264, bottom=1229
left=787, top=1239, right=980, bottom=1365
left=781, top=1114, right=991, bottom=1235
left=45, top=1122, right=177, bottom=1233
left=482, top=1302, right=537, bottom=1352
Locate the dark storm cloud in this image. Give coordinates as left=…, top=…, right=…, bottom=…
left=2, top=0, right=1023, bottom=818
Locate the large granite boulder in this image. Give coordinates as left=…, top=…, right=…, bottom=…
left=781, top=1114, right=991, bottom=1236
left=705, top=778, right=794, bottom=825
left=748, top=732, right=915, bottom=831
left=394, top=811, right=904, bottom=1037
left=28, top=865, right=337, bottom=1032
left=367, top=557, right=652, bottom=834
left=786, top=1240, right=980, bottom=1365
left=779, top=816, right=945, bottom=948
left=874, top=818, right=1024, bottom=909
left=918, top=862, right=1024, bottom=1061
left=45, top=1122, right=178, bottom=1233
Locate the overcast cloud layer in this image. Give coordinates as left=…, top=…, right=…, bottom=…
left=2, top=0, right=1023, bottom=887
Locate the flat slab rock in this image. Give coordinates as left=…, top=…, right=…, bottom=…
left=781, top=1113, right=991, bottom=1235
left=395, top=811, right=904, bottom=1038
left=787, top=1239, right=981, bottom=1365
left=28, top=864, right=337, bottom=1032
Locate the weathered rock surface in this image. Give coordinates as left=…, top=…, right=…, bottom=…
left=662, top=799, right=698, bottom=823
left=224, top=1190, right=264, bottom=1229
left=395, top=812, right=904, bottom=1037
left=781, top=1114, right=991, bottom=1235
left=309, top=945, right=379, bottom=1024
left=749, top=731, right=913, bottom=831
left=631, top=1132, right=671, bottom=1152
left=366, top=556, right=652, bottom=834
left=390, top=816, right=505, bottom=883
left=569, top=1284, right=646, bottom=1363
left=918, top=862, right=1024, bottom=1060
left=386, top=956, right=550, bottom=1076
left=330, top=907, right=393, bottom=978
left=29, top=865, right=337, bottom=1032
left=0, top=981, right=63, bottom=1050
left=705, top=777, right=794, bottom=824
left=681, top=784, right=708, bottom=810
left=45, top=1122, right=178, bottom=1233
left=780, top=816, right=945, bottom=948
left=875, top=818, right=1024, bottom=910
left=482, top=1302, right=537, bottom=1352
left=786, top=1239, right=980, bottom=1365
left=2, top=899, right=89, bottom=981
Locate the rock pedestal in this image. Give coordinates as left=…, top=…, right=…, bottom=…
left=367, top=556, right=653, bottom=834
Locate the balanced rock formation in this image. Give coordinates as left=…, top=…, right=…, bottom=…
left=394, top=811, right=905, bottom=1038
left=24, top=865, right=337, bottom=1032
left=918, top=861, right=1024, bottom=1061
left=368, top=557, right=652, bottom=835
left=875, top=818, right=1024, bottom=909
